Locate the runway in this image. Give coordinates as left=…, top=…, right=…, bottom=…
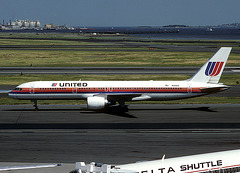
left=0, top=129, right=239, bottom=173
left=1, top=43, right=240, bottom=54
left=0, top=104, right=240, bottom=125
left=0, top=104, right=240, bottom=172
left=0, top=129, right=240, bottom=164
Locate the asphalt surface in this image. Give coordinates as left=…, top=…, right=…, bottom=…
left=0, top=103, right=240, bottom=172
left=0, top=129, right=240, bottom=164
left=1, top=104, right=240, bottom=125
left=0, top=129, right=239, bottom=173
left=0, top=84, right=239, bottom=173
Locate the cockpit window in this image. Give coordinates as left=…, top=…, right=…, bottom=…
left=15, top=88, right=22, bottom=91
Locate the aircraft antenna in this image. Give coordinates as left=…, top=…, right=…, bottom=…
left=161, top=155, right=165, bottom=162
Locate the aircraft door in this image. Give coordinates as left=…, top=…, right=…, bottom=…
left=108, top=87, right=113, bottom=92
left=187, top=83, right=192, bottom=93
left=30, top=84, right=34, bottom=94
left=105, top=86, right=113, bottom=92
left=72, top=87, right=77, bottom=93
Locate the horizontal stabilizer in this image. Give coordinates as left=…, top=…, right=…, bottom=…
left=200, top=86, right=230, bottom=93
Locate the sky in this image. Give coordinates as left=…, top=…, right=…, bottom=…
left=1, top=0, right=240, bottom=27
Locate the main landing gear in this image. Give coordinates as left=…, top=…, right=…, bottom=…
left=31, top=100, right=39, bottom=111
left=118, top=101, right=129, bottom=112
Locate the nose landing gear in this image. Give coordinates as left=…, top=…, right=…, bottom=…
left=31, top=100, right=39, bottom=111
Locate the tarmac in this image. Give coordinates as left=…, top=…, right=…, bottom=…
left=1, top=127, right=239, bottom=173
left=0, top=103, right=240, bottom=124
left=0, top=103, right=240, bottom=168
left=0, top=128, right=240, bottom=173
left=1, top=43, right=240, bottom=54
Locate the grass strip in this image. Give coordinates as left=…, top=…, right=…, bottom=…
left=0, top=50, right=239, bottom=67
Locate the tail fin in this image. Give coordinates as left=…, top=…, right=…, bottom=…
left=189, top=47, right=232, bottom=84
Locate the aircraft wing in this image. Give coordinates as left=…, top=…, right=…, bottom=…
left=94, top=93, right=142, bottom=102
left=0, top=163, right=62, bottom=171
left=111, top=169, right=138, bottom=173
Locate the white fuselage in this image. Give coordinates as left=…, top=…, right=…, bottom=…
left=114, top=149, right=240, bottom=173
left=8, top=80, right=223, bottom=101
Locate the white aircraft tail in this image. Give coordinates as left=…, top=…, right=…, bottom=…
left=189, top=47, right=232, bottom=84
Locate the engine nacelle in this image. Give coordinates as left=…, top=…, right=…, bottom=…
left=87, top=96, right=108, bottom=110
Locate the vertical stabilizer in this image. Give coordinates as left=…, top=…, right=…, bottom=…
left=189, top=47, right=232, bottom=84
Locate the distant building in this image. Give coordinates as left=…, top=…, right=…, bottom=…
left=0, top=19, right=74, bottom=30
left=44, top=24, right=52, bottom=29
left=1, top=19, right=40, bottom=29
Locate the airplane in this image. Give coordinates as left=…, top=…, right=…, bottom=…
left=0, top=163, right=61, bottom=171
left=70, top=149, right=240, bottom=173
left=9, top=47, right=232, bottom=111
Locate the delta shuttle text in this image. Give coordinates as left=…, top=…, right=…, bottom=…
left=70, top=149, right=240, bottom=173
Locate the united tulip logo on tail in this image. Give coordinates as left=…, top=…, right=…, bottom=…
left=205, top=61, right=224, bottom=76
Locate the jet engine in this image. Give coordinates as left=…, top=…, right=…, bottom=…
left=87, top=96, right=108, bottom=110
